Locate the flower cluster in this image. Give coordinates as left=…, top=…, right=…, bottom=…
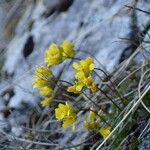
left=44, top=40, right=75, bottom=67
left=55, top=102, right=77, bottom=128
left=84, top=110, right=111, bottom=139
left=33, top=40, right=77, bottom=128
left=33, top=66, right=53, bottom=106
left=67, top=57, right=97, bottom=93
left=33, top=40, right=111, bottom=139
left=33, top=40, right=75, bottom=107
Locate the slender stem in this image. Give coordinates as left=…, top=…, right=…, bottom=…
left=89, top=109, right=112, bottom=127
left=58, top=79, right=73, bottom=86
left=94, top=68, right=127, bottom=105
left=94, top=68, right=110, bottom=77
left=69, top=57, right=81, bottom=61
left=97, top=87, right=122, bottom=111
left=82, top=91, right=101, bottom=110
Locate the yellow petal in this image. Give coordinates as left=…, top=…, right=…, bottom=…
left=76, top=83, right=84, bottom=91
left=35, top=66, right=52, bottom=79
left=33, top=77, right=48, bottom=88
left=89, top=111, right=95, bottom=122
left=40, top=97, right=53, bottom=107
left=39, top=86, right=53, bottom=97
left=67, top=85, right=80, bottom=93
left=61, top=40, right=75, bottom=58
left=55, top=103, right=69, bottom=120
left=99, top=127, right=111, bottom=139
left=62, top=115, right=77, bottom=128
left=44, top=43, right=63, bottom=67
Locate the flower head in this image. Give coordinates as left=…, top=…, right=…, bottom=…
left=99, top=127, right=111, bottom=139
left=41, top=97, right=53, bottom=107
left=62, top=114, right=77, bottom=128
left=33, top=76, right=48, bottom=89
left=67, top=82, right=84, bottom=93
left=55, top=102, right=77, bottom=128
left=39, top=86, right=53, bottom=97
left=44, top=41, right=76, bottom=67
left=83, top=76, right=97, bottom=92
left=73, top=57, right=95, bottom=77
left=61, top=40, right=75, bottom=59
left=35, top=66, right=52, bottom=79
left=68, top=57, right=97, bottom=93
left=84, top=111, right=99, bottom=130
left=33, top=66, right=52, bottom=89
left=44, top=43, right=63, bottom=67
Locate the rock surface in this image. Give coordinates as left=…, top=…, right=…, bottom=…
left=0, top=0, right=149, bottom=148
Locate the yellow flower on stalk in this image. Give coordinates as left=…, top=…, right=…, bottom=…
left=84, top=111, right=99, bottom=130
left=67, top=81, right=84, bottom=93
left=39, top=86, right=53, bottom=97
left=68, top=57, right=97, bottom=94
left=62, top=114, right=77, bottom=128
left=83, top=76, right=97, bottom=93
left=75, top=71, right=85, bottom=81
left=55, top=103, right=69, bottom=120
left=44, top=43, right=63, bottom=67
left=73, top=57, right=95, bottom=77
left=33, top=66, right=52, bottom=89
left=55, top=102, right=77, bottom=128
left=35, top=66, right=52, bottom=80
left=80, top=57, right=95, bottom=73
left=60, top=40, right=75, bottom=59
left=67, top=85, right=79, bottom=93
left=99, top=127, right=111, bottom=139
left=40, top=97, right=53, bottom=107
left=33, top=76, right=48, bottom=89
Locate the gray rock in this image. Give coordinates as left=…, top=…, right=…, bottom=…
left=0, top=0, right=150, bottom=148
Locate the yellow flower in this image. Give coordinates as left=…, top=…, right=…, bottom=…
left=84, top=111, right=99, bottom=130
left=68, top=58, right=97, bottom=93
left=80, top=57, right=95, bottom=74
left=44, top=43, right=63, bottom=67
left=40, top=97, right=53, bottom=107
left=60, top=40, right=75, bottom=58
left=55, top=102, right=77, bottom=128
left=83, top=76, right=97, bottom=93
left=99, top=127, right=111, bottom=139
left=73, top=57, right=95, bottom=77
left=67, top=85, right=79, bottom=93
left=33, top=77, right=48, bottom=88
left=63, top=114, right=77, bottom=128
left=33, top=66, right=52, bottom=89
left=89, top=111, right=95, bottom=122
left=75, top=71, right=86, bottom=81
left=35, top=66, right=52, bottom=79
left=69, top=57, right=97, bottom=93
left=67, top=82, right=84, bottom=93
left=39, top=86, right=53, bottom=97
left=55, top=103, right=69, bottom=120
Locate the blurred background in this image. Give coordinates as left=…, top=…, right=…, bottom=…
left=0, top=0, right=149, bottom=149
